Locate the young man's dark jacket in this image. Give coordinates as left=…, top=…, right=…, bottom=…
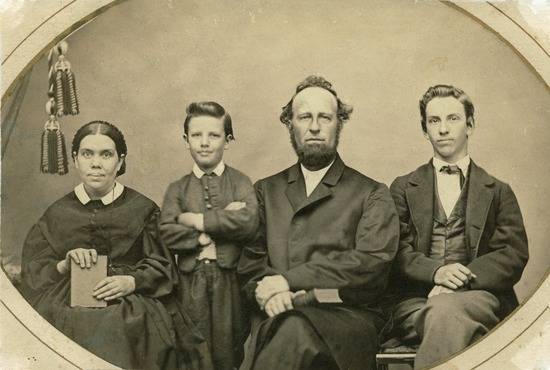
left=388, top=160, right=528, bottom=318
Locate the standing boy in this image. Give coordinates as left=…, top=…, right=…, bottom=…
left=160, top=101, right=258, bottom=370
left=388, top=85, right=528, bottom=369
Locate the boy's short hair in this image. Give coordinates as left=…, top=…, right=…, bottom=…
left=183, top=101, right=234, bottom=140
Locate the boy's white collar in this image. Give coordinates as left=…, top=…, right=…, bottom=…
left=193, top=161, right=225, bottom=178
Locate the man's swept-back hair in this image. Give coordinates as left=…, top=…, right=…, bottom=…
left=419, top=84, right=475, bottom=132
left=280, top=75, right=353, bottom=125
left=183, top=101, right=234, bottom=140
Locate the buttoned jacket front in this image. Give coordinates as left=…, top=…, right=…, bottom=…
left=238, top=154, right=399, bottom=370
left=239, top=154, right=399, bottom=306
left=389, top=160, right=529, bottom=317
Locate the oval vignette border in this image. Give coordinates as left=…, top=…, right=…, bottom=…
left=1, top=1, right=549, bottom=369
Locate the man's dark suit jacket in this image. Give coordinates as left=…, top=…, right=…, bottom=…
left=389, top=160, right=529, bottom=318
left=238, top=154, right=399, bottom=369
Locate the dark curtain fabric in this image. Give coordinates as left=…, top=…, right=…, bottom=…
left=1, top=67, right=33, bottom=284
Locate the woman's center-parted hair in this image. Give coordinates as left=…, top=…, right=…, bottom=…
left=419, top=84, right=475, bottom=132
left=183, top=101, right=235, bottom=140
left=71, top=120, right=128, bottom=176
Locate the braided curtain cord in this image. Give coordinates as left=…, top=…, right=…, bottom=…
left=40, top=124, right=50, bottom=171
left=55, top=70, right=64, bottom=116
left=40, top=40, right=78, bottom=175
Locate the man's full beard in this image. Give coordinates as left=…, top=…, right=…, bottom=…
left=289, top=125, right=341, bottom=171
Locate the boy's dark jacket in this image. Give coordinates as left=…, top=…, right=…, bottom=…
left=160, top=165, right=259, bottom=272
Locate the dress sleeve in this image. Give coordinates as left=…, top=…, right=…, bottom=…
left=203, top=175, right=259, bottom=242
left=159, top=181, right=201, bottom=252
left=125, top=209, right=175, bottom=298
left=20, top=223, right=64, bottom=301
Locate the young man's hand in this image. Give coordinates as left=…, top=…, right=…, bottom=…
left=428, top=285, right=456, bottom=298
left=433, top=263, right=477, bottom=289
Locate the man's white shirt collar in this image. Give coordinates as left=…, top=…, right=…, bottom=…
left=432, top=155, right=470, bottom=217
left=432, top=155, right=470, bottom=178
left=300, top=160, right=335, bottom=197
left=75, top=181, right=124, bottom=205
left=193, top=161, right=225, bottom=179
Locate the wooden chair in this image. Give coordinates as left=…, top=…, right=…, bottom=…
left=376, top=344, right=417, bottom=370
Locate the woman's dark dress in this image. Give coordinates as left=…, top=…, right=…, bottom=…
left=19, top=187, right=210, bottom=370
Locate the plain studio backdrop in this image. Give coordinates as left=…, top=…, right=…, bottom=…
left=2, top=0, right=549, bottom=304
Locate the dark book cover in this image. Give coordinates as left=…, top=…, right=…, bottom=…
left=70, top=255, right=108, bottom=308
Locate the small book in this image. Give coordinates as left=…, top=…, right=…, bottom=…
left=70, top=255, right=108, bottom=308
left=292, top=288, right=344, bottom=307
left=312, top=288, right=343, bottom=304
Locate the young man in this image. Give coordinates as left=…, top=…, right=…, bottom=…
left=238, top=76, right=399, bottom=370
left=388, top=85, right=529, bottom=369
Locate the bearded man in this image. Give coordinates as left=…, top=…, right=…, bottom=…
left=238, top=76, right=399, bottom=370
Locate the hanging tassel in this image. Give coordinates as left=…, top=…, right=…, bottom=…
left=55, top=128, right=68, bottom=175
left=66, top=69, right=79, bottom=114
left=53, top=41, right=79, bottom=116
left=40, top=100, right=68, bottom=175
left=39, top=41, right=74, bottom=176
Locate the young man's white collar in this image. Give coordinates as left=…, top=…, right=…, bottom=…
left=432, top=155, right=471, bottom=179
left=300, top=159, right=335, bottom=197
left=74, top=181, right=124, bottom=205
left=432, top=155, right=470, bottom=217
left=193, top=161, right=225, bottom=179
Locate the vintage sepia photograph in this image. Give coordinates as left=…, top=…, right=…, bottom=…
left=1, top=1, right=549, bottom=369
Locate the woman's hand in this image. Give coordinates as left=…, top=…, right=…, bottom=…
left=93, top=275, right=136, bottom=301
left=57, top=248, right=98, bottom=274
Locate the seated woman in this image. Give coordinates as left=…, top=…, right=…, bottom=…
left=19, top=121, right=211, bottom=370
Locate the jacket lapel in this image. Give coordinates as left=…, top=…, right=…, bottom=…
left=285, top=164, right=306, bottom=212
left=406, top=162, right=434, bottom=254
left=286, top=155, right=345, bottom=215
left=297, top=155, right=344, bottom=214
left=466, top=161, right=495, bottom=257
